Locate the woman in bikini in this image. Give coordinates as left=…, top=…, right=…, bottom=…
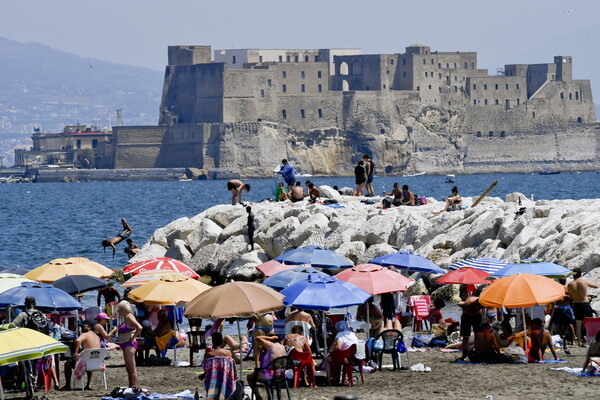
left=117, top=301, right=142, bottom=391
left=433, top=186, right=462, bottom=214
left=94, top=312, right=119, bottom=350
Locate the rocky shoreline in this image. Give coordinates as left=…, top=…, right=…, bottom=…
left=130, top=186, right=600, bottom=308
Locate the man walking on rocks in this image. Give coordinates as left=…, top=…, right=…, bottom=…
left=363, top=154, right=375, bottom=197
left=567, top=268, right=598, bottom=346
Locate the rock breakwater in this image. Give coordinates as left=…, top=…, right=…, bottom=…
left=130, top=187, right=600, bottom=306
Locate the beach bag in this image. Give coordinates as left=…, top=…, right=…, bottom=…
left=419, top=196, right=427, bottom=205
left=355, top=340, right=366, bottom=360
left=25, top=310, right=50, bottom=335
left=396, top=339, right=407, bottom=353
left=382, top=197, right=393, bottom=208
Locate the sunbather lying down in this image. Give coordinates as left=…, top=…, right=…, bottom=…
left=582, top=331, right=600, bottom=373
left=204, top=332, right=251, bottom=364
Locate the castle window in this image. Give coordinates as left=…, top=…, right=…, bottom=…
left=500, top=131, right=506, bottom=137
left=533, top=112, right=536, bottom=117
left=232, top=56, right=236, bottom=64
left=259, top=56, right=263, bottom=63
left=569, top=93, right=572, bottom=100
left=489, top=131, right=494, bottom=137
left=431, top=58, right=434, bottom=65
left=417, top=86, right=420, bottom=91
left=476, top=131, right=482, bottom=137
left=454, top=62, right=457, bottom=68
left=428, top=85, right=432, bottom=90
left=516, top=83, right=520, bottom=90
left=495, top=84, right=498, bottom=90
left=294, top=55, right=299, bottom=62
left=560, top=92, right=564, bottom=99
left=576, top=91, right=579, bottom=100
left=384, top=84, right=387, bottom=89
left=301, top=84, right=305, bottom=92
left=425, top=72, right=428, bottom=77
left=471, top=63, right=475, bottom=69
left=300, top=109, right=305, bottom=118
left=318, top=84, right=322, bottom=92
left=454, top=75, right=457, bottom=81
left=301, top=71, right=305, bottom=78
left=438, top=63, right=442, bottom=68
left=403, top=58, right=406, bottom=65
left=495, top=99, right=499, bottom=105
left=403, top=71, right=406, bottom=77
left=387, top=70, right=390, bottom=75
left=286, top=55, right=291, bottom=62
left=552, top=75, right=555, bottom=79
left=577, top=117, right=583, bottom=123
left=279, top=55, right=283, bottom=62
left=304, top=55, right=309, bottom=62
left=473, top=99, right=477, bottom=105
left=439, top=73, right=442, bottom=78
left=260, top=89, right=265, bottom=97
left=318, top=109, right=323, bottom=118
left=423, top=58, right=426, bottom=65
left=505, top=84, right=509, bottom=90
left=454, top=86, right=458, bottom=92
left=516, top=98, right=520, bottom=105
left=505, top=99, right=510, bottom=109
left=282, top=84, right=287, bottom=93
left=446, top=63, right=449, bottom=68
left=438, top=87, right=441, bottom=93
left=484, top=99, right=488, bottom=105
left=267, top=79, right=272, bottom=87
left=391, top=59, right=394, bottom=65
left=282, top=110, right=287, bottom=119
left=464, top=63, right=468, bottom=69
left=282, top=71, right=287, bottom=78
left=318, top=71, right=322, bottom=78
left=484, top=84, right=487, bottom=90
left=473, top=84, right=477, bottom=90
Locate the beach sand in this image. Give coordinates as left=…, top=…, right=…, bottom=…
left=1, top=345, right=596, bottom=400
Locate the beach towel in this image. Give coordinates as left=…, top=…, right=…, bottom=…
left=74, top=358, right=87, bottom=380
left=535, top=359, right=567, bottom=363
left=203, top=357, right=236, bottom=400
left=101, top=389, right=196, bottom=400
left=323, top=203, right=345, bottom=209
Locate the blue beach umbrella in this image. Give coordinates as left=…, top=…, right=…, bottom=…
left=488, top=261, right=572, bottom=279
left=449, top=257, right=509, bottom=274
left=281, top=274, right=371, bottom=311
left=262, top=266, right=328, bottom=291
left=275, top=245, right=353, bottom=270
left=0, top=282, right=83, bottom=312
left=370, top=251, right=445, bottom=274
left=0, top=266, right=30, bottom=275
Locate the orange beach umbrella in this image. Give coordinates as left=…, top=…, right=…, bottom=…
left=479, top=273, right=565, bottom=308
left=128, top=273, right=210, bottom=306
left=25, top=257, right=113, bottom=283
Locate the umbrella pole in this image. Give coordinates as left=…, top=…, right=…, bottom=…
left=7, top=306, right=11, bottom=323
left=521, top=308, right=528, bottom=356
left=322, top=311, right=328, bottom=355
left=366, top=303, right=370, bottom=339
left=236, top=320, right=243, bottom=379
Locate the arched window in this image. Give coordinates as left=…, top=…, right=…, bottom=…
left=476, top=131, right=482, bottom=137
left=342, top=80, right=349, bottom=91
left=340, top=62, right=349, bottom=76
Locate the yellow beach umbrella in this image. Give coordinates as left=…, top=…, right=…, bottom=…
left=25, top=257, right=113, bottom=283
left=0, top=325, right=67, bottom=365
left=128, top=273, right=210, bottom=306
left=0, top=273, right=33, bottom=294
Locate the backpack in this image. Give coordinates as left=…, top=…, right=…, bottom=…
left=25, top=310, right=50, bottom=335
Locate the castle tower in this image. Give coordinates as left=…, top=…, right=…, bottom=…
left=554, top=56, right=572, bottom=82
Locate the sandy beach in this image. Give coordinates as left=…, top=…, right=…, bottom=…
left=1, top=343, right=597, bottom=400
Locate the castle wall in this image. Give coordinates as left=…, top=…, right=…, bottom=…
left=113, top=126, right=168, bottom=168
left=168, top=46, right=212, bottom=66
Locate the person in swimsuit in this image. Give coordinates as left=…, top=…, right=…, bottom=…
left=101, top=218, right=133, bottom=258
left=433, top=186, right=462, bottom=214
left=307, top=183, right=320, bottom=204
left=284, top=325, right=311, bottom=353
left=582, top=330, right=600, bottom=374
left=94, top=312, right=119, bottom=350
left=527, top=318, right=558, bottom=362
left=353, top=160, right=366, bottom=196
left=363, top=154, right=375, bottom=196
left=227, top=179, right=251, bottom=205
left=117, top=301, right=142, bottom=390
left=382, top=182, right=402, bottom=202
left=124, top=239, right=140, bottom=259
left=290, top=181, right=305, bottom=203
left=549, top=278, right=575, bottom=354
left=246, top=206, right=255, bottom=250
left=247, top=333, right=286, bottom=400
left=566, top=268, right=598, bottom=346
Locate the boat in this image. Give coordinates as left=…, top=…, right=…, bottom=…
left=538, top=166, right=560, bottom=175
left=178, top=178, right=193, bottom=182
left=445, top=174, right=456, bottom=183
left=402, top=171, right=426, bottom=177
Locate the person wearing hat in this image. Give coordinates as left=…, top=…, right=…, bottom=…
left=62, top=320, right=101, bottom=391
left=94, top=313, right=119, bottom=351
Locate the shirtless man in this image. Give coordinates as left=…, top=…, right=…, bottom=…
left=528, top=318, right=557, bottom=361
left=63, top=320, right=102, bottom=390
left=287, top=307, right=316, bottom=331
left=566, top=268, right=598, bottom=345
left=124, top=239, right=140, bottom=259
left=307, top=183, right=320, bottom=204
left=401, top=184, right=415, bottom=206
left=549, top=278, right=575, bottom=354
left=290, top=181, right=305, bottom=203
left=97, top=282, right=121, bottom=311
left=102, top=218, right=133, bottom=258
left=382, top=183, right=402, bottom=201
left=469, top=323, right=502, bottom=363
left=203, top=332, right=234, bottom=362
left=458, top=296, right=483, bottom=361
left=227, top=179, right=251, bottom=205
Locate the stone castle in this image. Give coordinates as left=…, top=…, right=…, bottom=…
left=112, top=44, right=599, bottom=176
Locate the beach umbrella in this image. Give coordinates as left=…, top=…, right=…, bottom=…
left=281, top=274, right=371, bottom=311
left=275, top=245, right=353, bottom=270
left=370, top=251, right=445, bottom=274
left=0, top=266, right=29, bottom=275
left=25, top=257, right=113, bottom=282
left=479, top=273, right=566, bottom=354
left=448, top=257, right=509, bottom=274
left=262, top=266, right=328, bottom=291
left=334, top=264, right=414, bottom=295
left=0, top=282, right=83, bottom=311
left=435, top=267, right=490, bottom=285
left=255, top=260, right=297, bottom=277
left=0, top=325, right=68, bottom=399
left=487, top=261, right=572, bottom=279
left=185, top=282, right=284, bottom=378
left=123, top=257, right=199, bottom=279
left=121, top=269, right=176, bottom=287
left=51, top=275, right=108, bottom=295
left=129, top=273, right=210, bottom=306
left=0, top=273, right=34, bottom=294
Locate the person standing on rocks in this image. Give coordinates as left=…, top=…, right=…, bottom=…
left=566, top=268, right=598, bottom=346
left=354, top=160, right=366, bottom=196
left=246, top=206, right=255, bottom=250
left=227, top=179, right=251, bottom=205
left=277, top=159, right=297, bottom=192
left=363, top=154, right=375, bottom=196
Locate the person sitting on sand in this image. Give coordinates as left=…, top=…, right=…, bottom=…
left=124, top=239, right=140, bottom=259
left=467, top=323, right=508, bottom=363
left=247, top=333, right=287, bottom=400
left=582, top=330, right=600, bottom=374
left=433, top=186, right=462, bottom=214
left=528, top=318, right=558, bottom=362
left=227, top=179, right=251, bottom=205
left=307, top=182, right=320, bottom=204
left=290, top=181, right=305, bottom=203
left=102, top=218, right=133, bottom=258
left=430, top=298, right=448, bottom=337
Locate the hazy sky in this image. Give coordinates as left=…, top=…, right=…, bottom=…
left=2, top=0, right=599, bottom=91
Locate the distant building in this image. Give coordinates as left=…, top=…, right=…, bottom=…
left=14, top=125, right=112, bottom=168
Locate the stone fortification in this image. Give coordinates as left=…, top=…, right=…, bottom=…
left=113, top=44, right=598, bottom=176
left=130, top=188, right=600, bottom=309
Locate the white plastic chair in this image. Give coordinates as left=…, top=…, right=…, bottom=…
left=284, top=321, right=313, bottom=344
left=75, top=348, right=109, bottom=391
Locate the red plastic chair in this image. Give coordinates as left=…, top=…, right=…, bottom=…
left=583, top=317, right=600, bottom=343
left=288, top=349, right=315, bottom=388
left=408, top=295, right=431, bottom=332
left=330, top=344, right=364, bottom=386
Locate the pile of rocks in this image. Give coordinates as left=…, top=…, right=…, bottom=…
left=130, top=186, right=600, bottom=291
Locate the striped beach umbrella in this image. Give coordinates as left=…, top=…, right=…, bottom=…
left=121, top=269, right=176, bottom=287
left=448, top=257, right=508, bottom=274
left=123, top=257, right=199, bottom=279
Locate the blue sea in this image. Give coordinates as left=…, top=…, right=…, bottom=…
left=1, top=171, right=599, bottom=271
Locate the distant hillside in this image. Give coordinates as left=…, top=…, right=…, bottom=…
left=0, top=37, right=163, bottom=134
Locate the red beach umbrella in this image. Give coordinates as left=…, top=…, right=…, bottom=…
left=334, top=263, right=414, bottom=295
left=256, top=260, right=298, bottom=277
left=435, top=267, right=490, bottom=285
left=123, top=257, right=199, bottom=279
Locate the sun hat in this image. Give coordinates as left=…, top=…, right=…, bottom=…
left=95, top=312, right=110, bottom=320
